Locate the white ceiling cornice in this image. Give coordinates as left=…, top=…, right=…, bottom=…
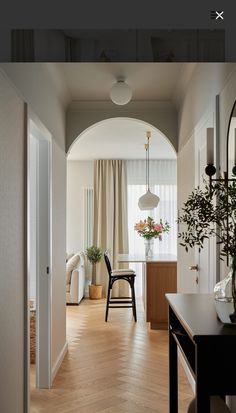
left=67, top=100, right=176, bottom=112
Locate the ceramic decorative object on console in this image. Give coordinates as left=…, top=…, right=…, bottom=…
left=214, top=264, right=236, bottom=324
left=178, top=100, right=236, bottom=324
left=134, top=216, right=170, bottom=258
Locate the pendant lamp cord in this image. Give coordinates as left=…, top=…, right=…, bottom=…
left=145, top=143, right=148, bottom=191
left=145, top=131, right=151, bottom=192
left=147, top=136, right=150, bottom=190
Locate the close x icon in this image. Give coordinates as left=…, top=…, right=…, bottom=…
left=210, top=10, right=224, bottom=20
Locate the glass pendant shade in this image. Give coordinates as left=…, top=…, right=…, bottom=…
left=138, top=189, right=160, bottom=210
left=110, top=81, right=132, bottom=105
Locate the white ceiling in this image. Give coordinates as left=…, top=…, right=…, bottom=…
left=57, top=63, right=186, bottom=102
left=67, top=118, right=176, bottom=160
left=49, top=62, right=194, bottom=160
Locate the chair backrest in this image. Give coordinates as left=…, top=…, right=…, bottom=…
left=104, top=251, right=112, bottom=278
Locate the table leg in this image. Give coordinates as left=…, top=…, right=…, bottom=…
left=169, top=326, right=178, bottom=412
left=142, top=262, right=146, bottom=311
left=196, top=346, right=210, bottom=413
left=195, top=391, right=210, bottom=412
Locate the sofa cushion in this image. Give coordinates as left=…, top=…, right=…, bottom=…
left=66, top=253, right=80, bottom=285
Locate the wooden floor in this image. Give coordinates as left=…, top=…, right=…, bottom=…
left=31, top=298, right=193, bottom=413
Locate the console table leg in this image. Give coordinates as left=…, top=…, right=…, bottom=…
left=196, top=346, right=210, bottom=413
left=169, top=330, right=178, bottom=412
left=195, top=391, right=210, bottom=413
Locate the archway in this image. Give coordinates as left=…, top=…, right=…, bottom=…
left=66, top=104, right=178, bottom=153
left=67, top=117, right=176, bottom=158
left=66, top=117, right=177, bottom=299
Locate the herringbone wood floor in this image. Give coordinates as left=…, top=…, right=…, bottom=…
left=31, top=298, right=193, bottom=413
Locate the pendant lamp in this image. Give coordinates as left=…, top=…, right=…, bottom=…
left=138, top=131, right=160, bottom=210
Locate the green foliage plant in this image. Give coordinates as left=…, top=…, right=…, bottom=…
left=178, top=179, right=236, bottom=322
left=86, top=245, right=103, bottom=285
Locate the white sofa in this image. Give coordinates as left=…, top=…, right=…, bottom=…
left=66, top=252, right=85, bottom=304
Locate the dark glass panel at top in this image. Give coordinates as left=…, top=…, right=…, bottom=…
left=0, top=29, right=226, bottom=62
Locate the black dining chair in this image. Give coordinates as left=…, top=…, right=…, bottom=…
left=104, top=251, right=137, bottom=322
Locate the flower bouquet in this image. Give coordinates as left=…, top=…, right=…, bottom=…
left=134, top=216, right=170, bottom=240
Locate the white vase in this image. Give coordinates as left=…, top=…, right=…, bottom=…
left=144, top=239, right=154, bottom=258
left=214, top=297, right=235, bottom=324
left=214, top=269, right=236, bottom=324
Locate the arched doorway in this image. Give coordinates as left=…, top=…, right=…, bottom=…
left=66, top=117, right=176, bottom=299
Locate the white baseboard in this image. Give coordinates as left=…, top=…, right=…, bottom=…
left=52, top=341, right=68, bottom=382
left=178, top=349, right=195, bottom=394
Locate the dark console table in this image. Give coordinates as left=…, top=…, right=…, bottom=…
left=166, top=293, right=236, bottom=412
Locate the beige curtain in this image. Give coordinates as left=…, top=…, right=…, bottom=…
left=94, top=160, right=129, bottom=297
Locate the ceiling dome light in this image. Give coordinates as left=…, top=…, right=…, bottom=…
left=110, top=80, right=132, bottom=105
left=138, top=131, right=160, bottom=211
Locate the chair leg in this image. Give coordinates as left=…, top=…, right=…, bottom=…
left=105, top=281, right=111, bottom=322
left=131, top=280, right=137, bottom=322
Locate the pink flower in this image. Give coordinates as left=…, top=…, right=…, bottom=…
left=154, top=224, right=162, bottom=232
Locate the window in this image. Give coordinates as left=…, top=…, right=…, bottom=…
left=127, top=160, right=177, bottom=296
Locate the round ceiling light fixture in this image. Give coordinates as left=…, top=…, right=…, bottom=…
left=110, top=80, right=132, bottom=105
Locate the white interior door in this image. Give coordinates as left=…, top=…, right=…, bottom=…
left=194, top=109, right=216, bottom=293
left=177, top=135, right=198, bottom=293
left=37, top=136, right=52, bottom=388
left=28, top=117, right=52, bottom=390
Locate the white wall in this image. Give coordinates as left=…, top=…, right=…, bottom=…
left=0, top=70, right=25, bottom=413
left=0, top=63, right=68, bottom=411
left=177, top=63, right=236, bottom=293
left=0, top=63, right=68, bottom=150
left=178, top=63, right=235, bottom=151
left=67, top=160, right=94, bottom=253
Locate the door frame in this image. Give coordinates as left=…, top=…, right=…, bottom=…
left=26, top=107, right=52, bottom=408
